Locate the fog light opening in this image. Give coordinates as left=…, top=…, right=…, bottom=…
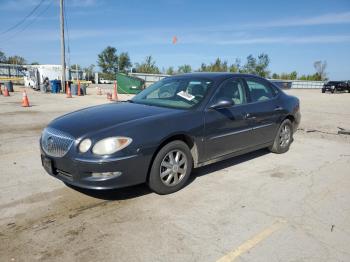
left=91, top=171, right=122, bottom=178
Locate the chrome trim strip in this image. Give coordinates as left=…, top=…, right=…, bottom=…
left=252, top=123, right=274, bottom=130
left=74, top=154, right=138, bottom=164
left=210, top=127, right=252, bottom=140
left=209, top=123, right=274, bottom=140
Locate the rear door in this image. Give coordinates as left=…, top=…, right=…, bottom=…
left=204, top=77, right=255, bottom=160
left=243, top=77, right=282, bottom=146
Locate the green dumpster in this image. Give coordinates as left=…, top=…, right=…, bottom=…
left=116, top=73, right=145, bottom=94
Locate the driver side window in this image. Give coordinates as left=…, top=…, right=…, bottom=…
left=213, top=78, right=247, bottom=105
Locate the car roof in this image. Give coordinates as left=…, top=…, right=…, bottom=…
left=168, top=72, right=263, bottom=81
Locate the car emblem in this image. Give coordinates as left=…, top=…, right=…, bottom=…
left=47, top=137, right=54, bottom=150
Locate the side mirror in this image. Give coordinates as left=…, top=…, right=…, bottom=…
left=210, top=99, right=234, bottom=110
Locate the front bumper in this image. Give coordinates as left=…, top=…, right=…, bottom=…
left=323, top=86, right=335, bottom=92
left=41, top=149, right=151, bottom=190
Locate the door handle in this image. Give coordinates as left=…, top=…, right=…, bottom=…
left=244, top=113, right=256, bottom=120
left=274, top=106, right=283, bottom=111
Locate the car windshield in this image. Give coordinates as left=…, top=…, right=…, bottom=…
left=132, top=77, right=213, bottom=109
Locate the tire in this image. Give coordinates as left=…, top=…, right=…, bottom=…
left=331, top=89, right=335, bottom=93
left=321, top=89, right=325, bottom=93
left=269, top=119, right=293, bottom=154
left=148, top=140, right=193, bottom=194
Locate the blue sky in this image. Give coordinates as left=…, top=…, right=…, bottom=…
left=1, top=0, right=350, bottom=79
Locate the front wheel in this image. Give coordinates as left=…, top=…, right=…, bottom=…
left=148, top=140, right=193, bottom=194
left=269, top=119, right=293, bottom=154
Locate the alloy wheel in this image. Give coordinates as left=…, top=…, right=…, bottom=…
left=159, top=150, right=188, bottom=186
left=279, top=125, right=291, bottom=148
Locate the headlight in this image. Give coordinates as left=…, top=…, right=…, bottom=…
left=79, top=138, right=92, bottom=153
left=92, top=137, right=132, bottom=155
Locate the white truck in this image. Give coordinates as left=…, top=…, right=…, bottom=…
left=99, top=78, right=112, bottom=84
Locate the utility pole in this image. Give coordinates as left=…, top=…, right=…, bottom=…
left=59, top=0, right=66, bottom=92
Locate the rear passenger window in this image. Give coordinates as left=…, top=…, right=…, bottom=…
left=213, top=78, right=247, bottom=105
left=246, top=79, right=275, bottom=102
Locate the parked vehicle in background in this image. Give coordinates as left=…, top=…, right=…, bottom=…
left=322, top=81, right=349, bottom=93
left=99, top=78, right=112, bottom=84
left=40, top=73, right=301, bottom=194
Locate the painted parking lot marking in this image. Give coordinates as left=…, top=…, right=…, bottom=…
left=216, top=220, right=287, bottom=262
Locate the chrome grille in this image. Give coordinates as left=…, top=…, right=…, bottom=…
left=41, top=127, right=75, bottom=157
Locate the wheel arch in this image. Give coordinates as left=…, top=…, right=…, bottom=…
left=146, top=133, right=199, bottom=182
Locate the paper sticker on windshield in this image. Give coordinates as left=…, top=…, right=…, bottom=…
left=177, top=91, right=195, bottom=101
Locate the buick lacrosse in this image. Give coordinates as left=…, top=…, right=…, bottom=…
left=41, top=73, right=300, bottom=194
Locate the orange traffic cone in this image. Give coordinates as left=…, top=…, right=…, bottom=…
left=112, top=80, right=118, bottom=101
left=66, top=84, right=72, bottom=98
left=77, top=80, right=81, bottom=96
left=3, top=86, right=10, bottom=97
left=22, top=90, right=30, bottom=107
left=0, top=84, right=2, bottom=95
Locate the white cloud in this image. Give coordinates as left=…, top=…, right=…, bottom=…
left=69, top=0, right=99, bottom=7
left=213, top=35, right=350, bottom=45
left=0, top=0, right=43, bottom=11
left=245, top=12, right=350, bottom=28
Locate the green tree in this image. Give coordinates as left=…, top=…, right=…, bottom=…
left=0, top=51, right=7, bottom=63
left=290, top=71, right=297, bottom=80
left=272, top=73, right=280, bottom=79
left=199, top=58, right=228, bottom=72
left=178, top=64, right=192, bottom=73
left=241, top=54, right=256, bottom=74
left=70, top=64, right=81, bottom=70
left=7, top=55, right=26, bottom=65
left=31, top=61, right=39, bottom=65
left=255, top=53, right=270, bottom=77
left=97, top=46, right=119, bottom=78
left=229, top=59, right=241, bottom=73
left=166, top=66, right=175, bottom=75
left=134, top=56, right=160, bottom=74
left=239, top=53, right=270, bottom=77
left=199, top=63, right=208, bottom=72
left=118, top=52, right=132, bottom=72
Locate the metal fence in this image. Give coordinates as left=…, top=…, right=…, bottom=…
left=129, top=73, right=169, bottom=87
left=0, top=63, right=26, bottom=78
left=270, top=79, right=325, bottom=89
left=129, top=73, right=326, bottom=89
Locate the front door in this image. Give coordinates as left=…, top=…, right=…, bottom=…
left=204, top=77, right=254, bottom=161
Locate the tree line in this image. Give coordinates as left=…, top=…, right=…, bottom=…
left=97, top=46, right=328, bottom=81
left=0, top=47, right=328, bottom=81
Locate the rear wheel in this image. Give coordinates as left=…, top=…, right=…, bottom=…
left=269, top=119, right=293, bottom=154
left=148, top=141, right=193, bottom=194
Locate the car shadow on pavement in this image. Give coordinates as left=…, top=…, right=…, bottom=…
left=66, top=183, right=152, bottom=201
left=189, top=148, right=270, bottom=183
left=67, top=148, right=270, bottom=200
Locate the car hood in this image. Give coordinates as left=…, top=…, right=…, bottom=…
left=48, top=102, right=180, bottom=138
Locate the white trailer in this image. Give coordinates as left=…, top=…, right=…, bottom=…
left=24, top=65, right=69, bottom=89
